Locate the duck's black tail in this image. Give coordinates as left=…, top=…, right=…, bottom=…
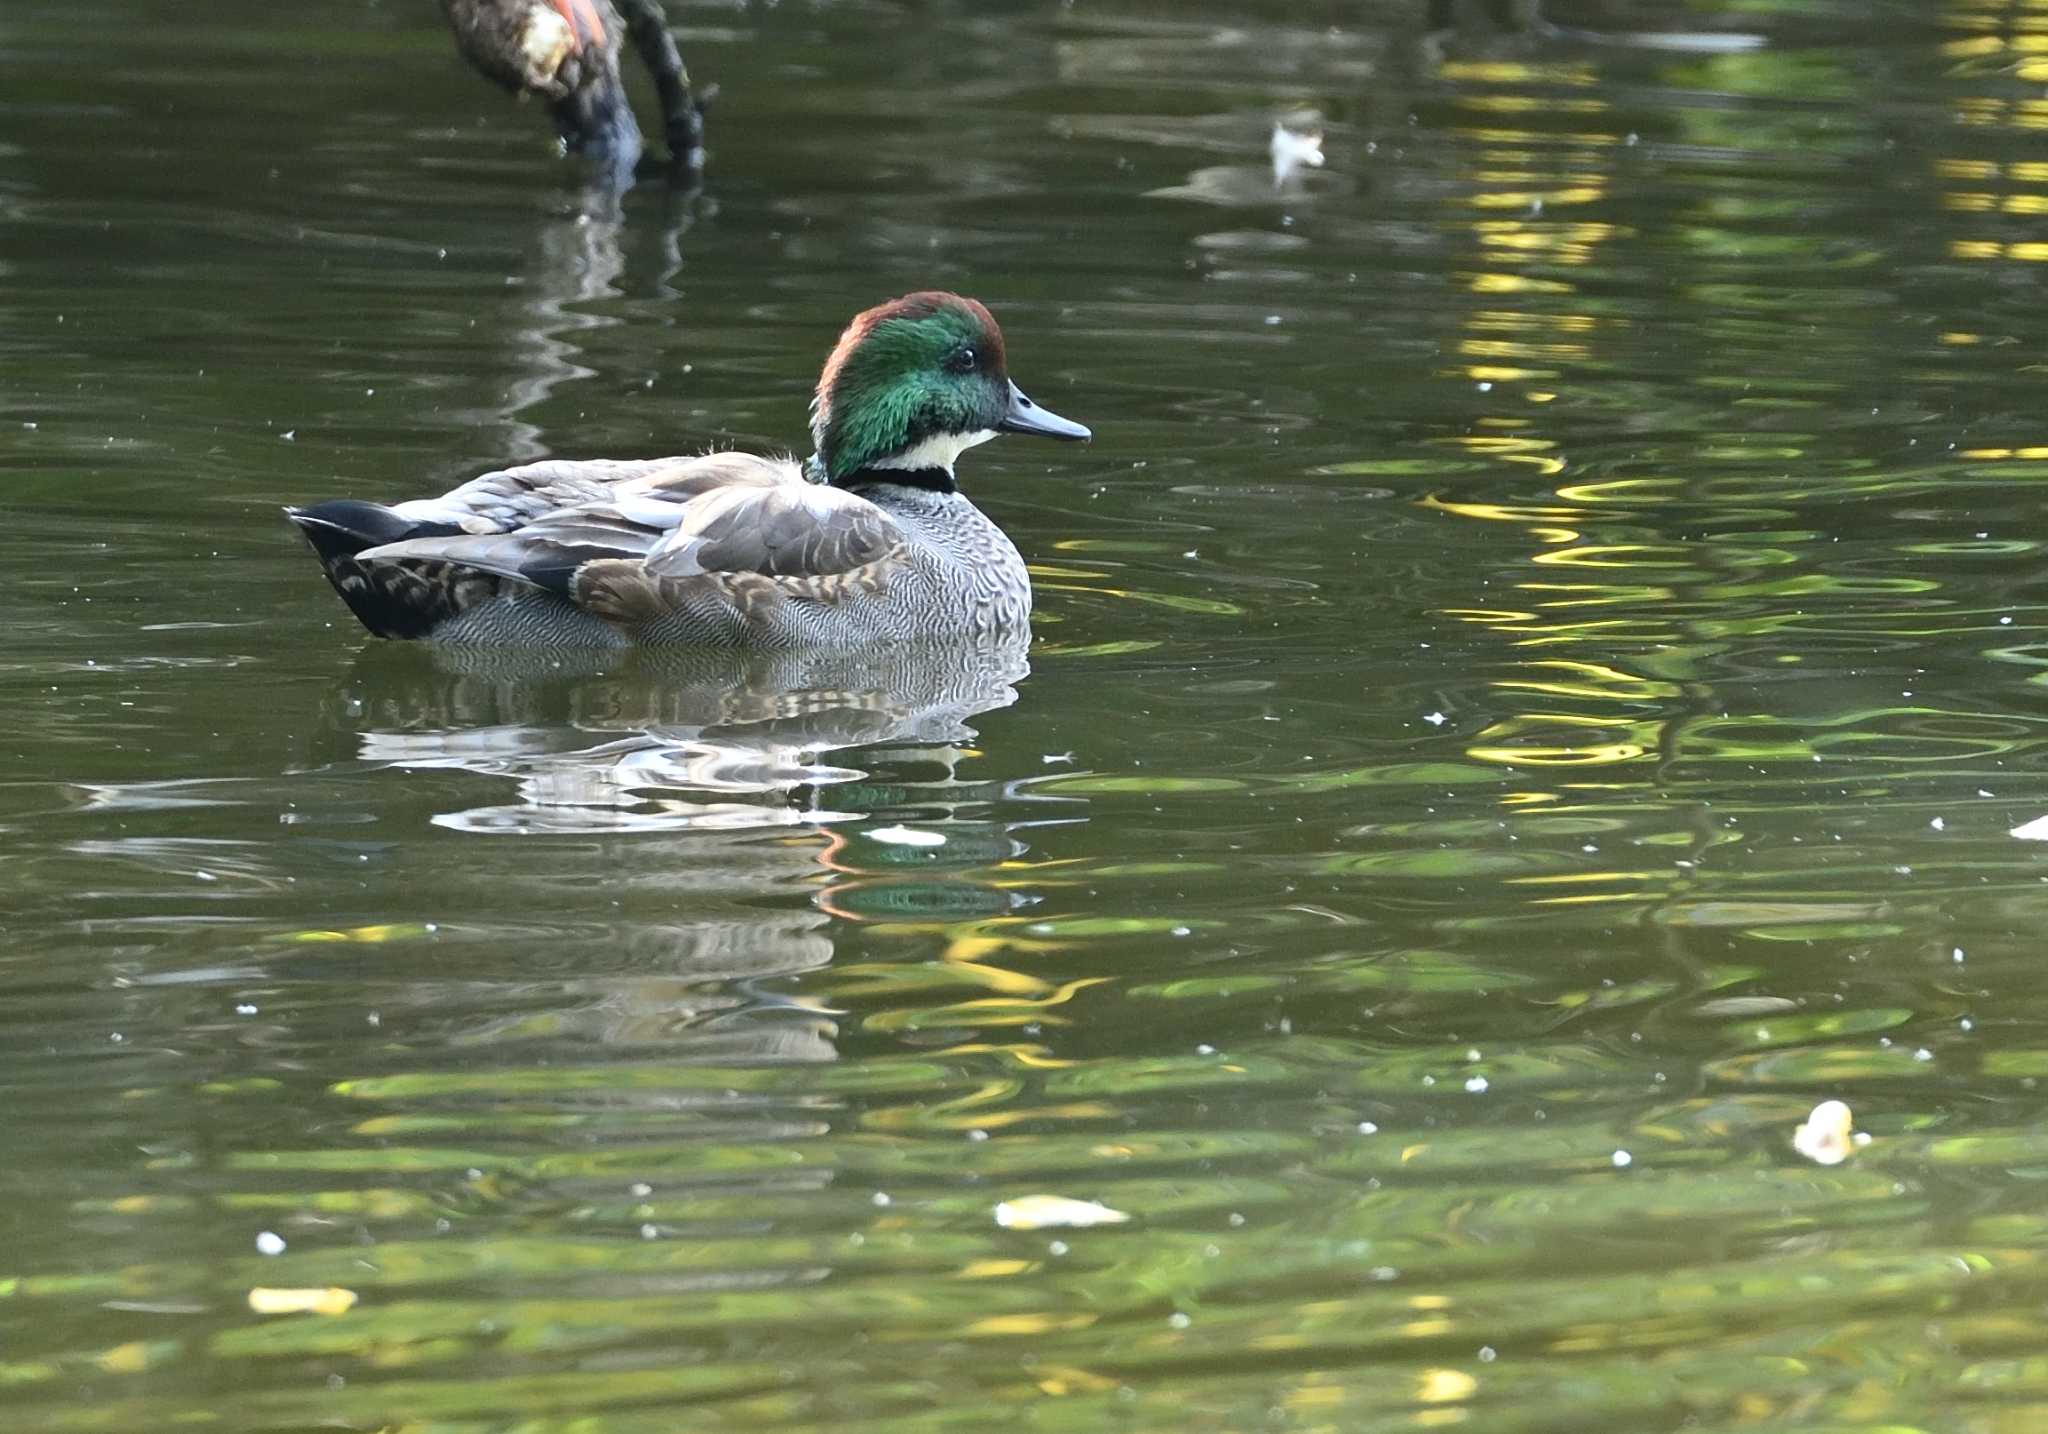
left=285, top=501, right=466, bottom=641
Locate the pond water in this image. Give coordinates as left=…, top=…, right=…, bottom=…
left=9, top=0, right=2048, bottom=1428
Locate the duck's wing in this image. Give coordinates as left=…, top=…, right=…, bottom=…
left=358, top=495, right=682, bottom=593
left=390, top=455, right=715, bottom=535
left=352, top=451, right=772, bottom=582
left=642, top=480, right=908, bottom=580
left=354, top=454, right=911, bottom=635
left=568, top=481, right=913, bottom=638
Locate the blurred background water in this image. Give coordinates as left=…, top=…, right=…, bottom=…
left=10, top=0, right=2048, bottom=1428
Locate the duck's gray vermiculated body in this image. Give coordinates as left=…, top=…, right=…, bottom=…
left=304, top=454, right=1031, bottom=649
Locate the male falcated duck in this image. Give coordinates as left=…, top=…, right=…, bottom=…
left=287, top=293, right=1090, bottom=648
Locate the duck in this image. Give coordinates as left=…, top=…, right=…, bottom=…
left=440, top=0, right=707, bottom=176
left=287, top=292, right=1092, bottom=649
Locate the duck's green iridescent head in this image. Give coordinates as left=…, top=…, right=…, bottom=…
left=809, top=291, right=1090, bottom=485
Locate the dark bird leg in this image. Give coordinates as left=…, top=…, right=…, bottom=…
left=551, top=77, right=643, bottom=183
left=615, top=0, right=708, bottom=180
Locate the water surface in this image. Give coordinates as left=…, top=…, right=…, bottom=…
left=8, top=1, right=2048, bottom=1429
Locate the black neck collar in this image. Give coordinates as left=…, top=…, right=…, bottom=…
left=834, top=466, right=958, bottom=495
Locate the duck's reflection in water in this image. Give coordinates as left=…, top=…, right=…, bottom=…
left=341, top=627, right=1030, bottom=833
left=320, top=629, right=1033, bottom=1058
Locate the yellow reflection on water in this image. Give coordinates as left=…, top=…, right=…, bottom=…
left=1468, top=186, right=1607, bottom=209
left=1493, top=660, right=1683, bottom=701
left=1454, top=125, right=1624, bottom=146
left=1423, top=497, right=1572, bottom=531
left=1464, top=272, right=1575, bottom=295
left=968, top=1311, right=1099, bottom=1337
left=1032, top=1364, right=1118, bottom=1395
left=1531, top=544, right=1691, bottom=570
left=1950, top=97, right=2048, bottom=127
left=1473, top=221, right=1624, bottom=263
left=1439, top=60, right=1599, bottom=87
left=1518, top=582, right=1676, bottom=609
left=1465, top=714, right=1652, bottom=768
left=1417, top=1368, right=1478, bottom=1403
left=1949, top=240, right=2048, bottom=259
left=958, top=1259, right=1034, bottom=1280
left=1458, top=94, right=1609, bottom=115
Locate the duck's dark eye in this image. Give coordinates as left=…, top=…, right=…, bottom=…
left=946, top=346, right=978, bottom=375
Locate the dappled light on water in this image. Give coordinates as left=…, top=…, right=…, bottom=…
left=16, top=0, right=2048, bottom=1430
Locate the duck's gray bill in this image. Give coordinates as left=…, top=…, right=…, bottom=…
left=1000, top=380, right=1091, bottom=441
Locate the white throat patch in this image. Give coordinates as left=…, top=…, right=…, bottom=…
left=867, top=429, right=996, bottom=475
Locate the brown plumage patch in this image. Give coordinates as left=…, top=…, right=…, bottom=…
left=574, top=559, right=671, bottom=629
left=728, top=572, right=789, bottom=628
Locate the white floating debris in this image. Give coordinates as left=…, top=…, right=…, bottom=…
left=994, top=1195, right=1132, bottom=1231
left=868, top=825, right=945, bottom=848
left=1792, top=1099, right=1867, bottom=1166
left=255, top=1231, right=286, bottom=1256
left=2012, top=815, right=2048, bottom=841
left=1423, top=711, right=1448, bottom=727
left=1271, top=111, right=1325, bottom=187
left=1610, top=1149, right=1632, bottom=1169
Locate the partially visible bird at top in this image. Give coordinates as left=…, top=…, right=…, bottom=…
left=440, top=0, right=708, bottom=183
left=1270, top=110, right=1325, bottom=189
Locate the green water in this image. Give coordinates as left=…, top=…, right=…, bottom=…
left=9, top=0, right=2048, bottom=1428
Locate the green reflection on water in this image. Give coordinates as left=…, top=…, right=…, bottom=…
left=14, top=0, right=2048, bottom=1430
